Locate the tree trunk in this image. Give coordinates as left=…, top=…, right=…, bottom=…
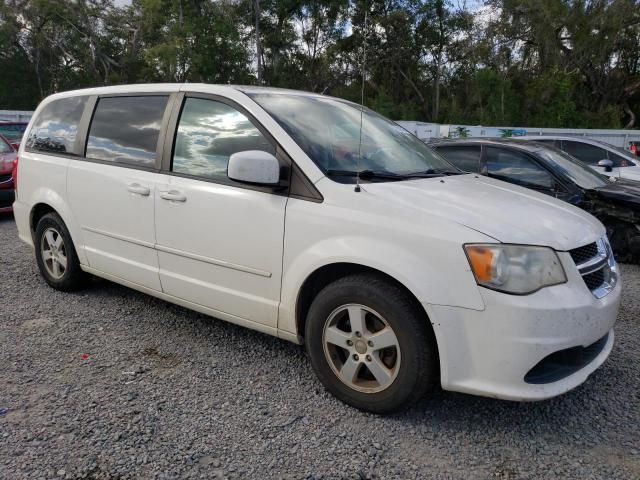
left=255, top=0, right=262, bottom=84
left=624, top=103, right=636, bottom=129
left=398, top=68, right=429, bottom=119
left=433, top=53, right=441, bottom=121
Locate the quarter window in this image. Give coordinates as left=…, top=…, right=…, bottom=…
left=485, top=147, right=554, bottom=189
left=172, top=97, right=275, bottom=181
left=562, top=141, right=607, bottom=165
left=25, top=96, right=88, bottom=155
left=86, top=96, right=168, bottom=167
left=436, top=146, right=481, bottom=173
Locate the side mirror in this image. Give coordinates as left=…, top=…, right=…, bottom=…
left=228, top=150, right=281, bottom=186
left=597, top=159, right=613, bottom=172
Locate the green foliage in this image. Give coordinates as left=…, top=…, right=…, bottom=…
left=450, top=126, right=471, bottom=138
left=0, top=0, right=638, bottom=129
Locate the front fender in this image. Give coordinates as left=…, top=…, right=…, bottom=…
left=278, top=234, right=486, bottom=336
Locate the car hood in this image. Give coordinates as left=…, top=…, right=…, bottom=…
left=616, top=168, right=640, bottom=182
left=363, top=174, right=604, bottom=251
left=593, top=178, right=640, bottom=209
left=0, top=151, right=16, bottom=174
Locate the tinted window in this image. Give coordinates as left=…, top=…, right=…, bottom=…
left=25, top=97, right=88, bottom=154
left=0, top=124, right=27, bottom=143
left=436, top=146, right=481, bottom=172
left=485, top=147, right=553, bottom=189
left=172, top=97, right=275, bottom=180
left=562, top=140, right=607, bottom=165
left=86, top=96, right=168, bottom=166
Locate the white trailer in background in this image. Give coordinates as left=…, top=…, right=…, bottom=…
left=0, top=110, right=33, bottom=122
left=397, top=120, right=640, bottom=149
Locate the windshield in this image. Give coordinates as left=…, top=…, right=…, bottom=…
left=0, top=123, right=27, bottom=143
left=537, top=146, right=608, bottom=189
left=250, top=93, right=457, bottom=181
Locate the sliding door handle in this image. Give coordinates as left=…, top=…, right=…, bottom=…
left=160, top=190, right=187, bottom=202
left=127, top=183, right=150, bottom=196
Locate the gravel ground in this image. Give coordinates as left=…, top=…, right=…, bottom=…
left=0, top=214, right=639, bottom=480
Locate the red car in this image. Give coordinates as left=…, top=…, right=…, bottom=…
left=0, top=134, right=17, bottom=214
left=0, top=121, right=28, bottom=150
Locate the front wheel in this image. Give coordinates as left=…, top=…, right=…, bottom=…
left=305, top=273, right=439, bottom=413
left=608, top=221, right=640, bottom=264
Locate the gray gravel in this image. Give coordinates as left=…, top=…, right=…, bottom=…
left=1, top=214, right=639, bottom=480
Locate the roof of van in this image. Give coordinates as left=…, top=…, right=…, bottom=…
left=42, top=83, right=328, bottom=100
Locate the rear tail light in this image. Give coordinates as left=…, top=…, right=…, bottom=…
left=12, top=155, right=18, bottom=196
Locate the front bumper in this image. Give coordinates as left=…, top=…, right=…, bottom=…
left=427, top=252, right=621, bottom=401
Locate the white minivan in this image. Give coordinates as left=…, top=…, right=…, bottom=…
left=14, top=84, right=621, bottom=413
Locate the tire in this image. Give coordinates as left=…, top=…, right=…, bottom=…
left=34, top=212, right=87, bottom=291
left=608, top=221, right=640, bottom=264
left=305, top=273, right=439, bottom=414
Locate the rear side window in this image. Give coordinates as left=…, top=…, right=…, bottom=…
left=172, top=97, right=275, bottom=181
left=436, top=146, right=481, bottom=173
left=86, top=96, right=169, bottom=167
left=25, top=96, right=88, bottom=155
left=562, top=141, right=607, bottom=165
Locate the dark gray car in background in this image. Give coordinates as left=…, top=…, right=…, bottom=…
left=431, top=138, right=640, bottom=263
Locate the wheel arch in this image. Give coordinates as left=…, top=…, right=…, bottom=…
left=30, top=203, right=58, bottom=239
left=27, top=191, right=87, bottom=265
left=294, top=262, right=436, bottom=345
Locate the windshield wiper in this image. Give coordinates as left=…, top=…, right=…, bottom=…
left=404, top=168, right=464, bottom=177
left=325, top=168, right=462, bottom=181
left=325, top=169, right=407, bottom=180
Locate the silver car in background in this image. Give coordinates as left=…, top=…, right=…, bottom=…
left=519, top=136, right=640, bottom=182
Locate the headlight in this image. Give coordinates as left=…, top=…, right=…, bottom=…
left=464, top=244, right=567, bottom=294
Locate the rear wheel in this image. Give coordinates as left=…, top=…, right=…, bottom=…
left=34, top=213, right=87, bottom=291
left=305, top=273, right=438, bottom=413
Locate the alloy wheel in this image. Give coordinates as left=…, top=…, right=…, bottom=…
left=41, top=227, right=67, bottom=279
left=322, top=304, right=401, bottom=393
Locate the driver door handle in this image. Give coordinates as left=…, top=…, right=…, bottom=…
left=127, top=183, right=150, bottom=196
left=160, top=190, right=187, bottom=202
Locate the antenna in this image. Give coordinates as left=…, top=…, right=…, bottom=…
left=355, top=9, right=368, bottom=193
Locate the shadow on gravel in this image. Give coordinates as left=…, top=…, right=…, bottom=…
left=79, top=274, right=622, bottom=434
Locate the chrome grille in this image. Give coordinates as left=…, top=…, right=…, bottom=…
left=0, top=173, right=11, bottom=184
left=569, top=238, right=617, bottom=299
